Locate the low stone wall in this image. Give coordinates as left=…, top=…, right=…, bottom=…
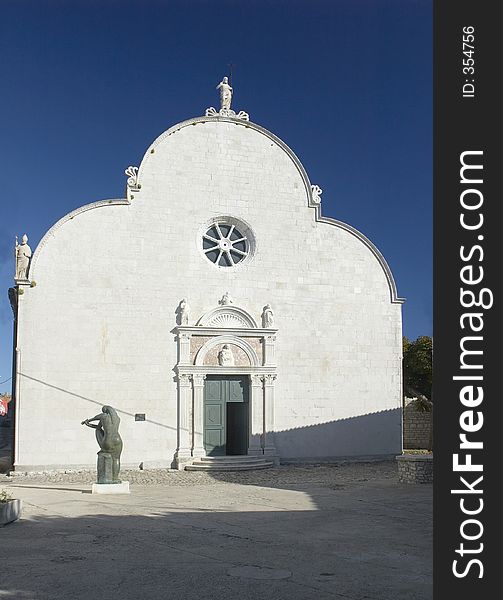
left=396, top=454, right=433, bottom=484
left=403, top=398, right=432, bottom=449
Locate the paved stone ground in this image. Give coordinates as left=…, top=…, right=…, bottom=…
left=0, top=461, right=432, bottom=600
left=5, top=460, right=398, bottom=486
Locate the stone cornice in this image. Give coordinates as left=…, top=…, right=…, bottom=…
left=176, top=326, right=278, bottom=337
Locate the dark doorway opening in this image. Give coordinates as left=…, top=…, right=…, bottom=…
left=204, top=375, right=249, bottom=456
left=226, top=402, right=248, bottom=455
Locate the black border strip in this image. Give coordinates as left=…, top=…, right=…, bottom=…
left=434, top=1, right=499, bottom=596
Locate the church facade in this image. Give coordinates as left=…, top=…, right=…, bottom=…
left=10, top=82, right=404, bottom=471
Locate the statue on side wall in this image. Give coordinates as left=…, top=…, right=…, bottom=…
left=262, top=304, right=274, bottom=328
left=216, top=76, right=233, bottom=110
left=82, top=405, right=123, bottom=484
left=218, top=344, right=235, bottom=366
left=15, top=234, right=32, bottom=280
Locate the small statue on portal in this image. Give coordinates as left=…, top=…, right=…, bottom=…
left=262, top=304, right=274, bottom=328
left=179, top=298, right=190, bottom=325
left=218, top=344, right=235, bottom=366
left=15, top=234, right=32, bottom=281
left=82, top=405, right=123, bottom=484
left=219, top=292, right=233, bottom=306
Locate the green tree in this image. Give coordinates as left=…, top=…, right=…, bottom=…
left=403, top=336, right=432, bottom=401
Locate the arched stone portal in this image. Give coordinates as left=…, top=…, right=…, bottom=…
left=174, top=300, right=278, bottom=469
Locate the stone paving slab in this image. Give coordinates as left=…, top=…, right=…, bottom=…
left=0, top=462, right=432, bottom=600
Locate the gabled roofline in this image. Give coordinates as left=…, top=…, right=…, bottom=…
left=28, top=115, right=404, bottom=304
left=29, top=199, right=129, bottom=279
left=139, top=116, right=404, bottom=304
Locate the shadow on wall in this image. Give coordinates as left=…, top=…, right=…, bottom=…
left=0, top=372, right=179, bottom=473
left=267, top=408, right=402, bottom=459
left=0, top=372, right=401, bottom=472
left=2, top=401, right=401, bottom=474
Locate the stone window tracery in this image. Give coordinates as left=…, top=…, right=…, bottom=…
left=201, top=218, right=254, bottom=268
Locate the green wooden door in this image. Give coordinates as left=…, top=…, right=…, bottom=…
left=204, top=378, right=226, bottom=456
left=204, top=376, right=249, bottom=456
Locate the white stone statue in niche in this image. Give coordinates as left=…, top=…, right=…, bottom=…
left=218, top=344, right=235, bottom=366
left=216, top=77, right=233, bottom=110
left=219, top=292, right=233, bottom=306
left=262, top=304, right=274, bottom=328
left=15, top=234, right=32, bottom=280
left=179, top=298, right=190, bottom=325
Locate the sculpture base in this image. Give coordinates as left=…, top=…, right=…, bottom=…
left=92, top=481, right=130, bottom=495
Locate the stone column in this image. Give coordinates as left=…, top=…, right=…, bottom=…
left=178, top=332, right=191, bottom=365
left=191, top=374, right=206, bottom=458
left=263, top=374, right=278, bottom=462
left=174, top=373, right=192, bottom=470
left=263, top=335, right=276, bottom=366
left=248, top=375, right=264, bottom=456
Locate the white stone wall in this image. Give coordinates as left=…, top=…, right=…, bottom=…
left=15, top=117, right=403, bottom=469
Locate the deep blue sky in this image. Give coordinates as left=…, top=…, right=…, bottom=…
left=0, top=0, right=432, bottom=393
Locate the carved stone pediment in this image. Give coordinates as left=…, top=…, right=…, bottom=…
left=196, top=306, right=258, bottom=329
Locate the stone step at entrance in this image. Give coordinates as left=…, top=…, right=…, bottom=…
left=185, top=455, right=275, bottom=472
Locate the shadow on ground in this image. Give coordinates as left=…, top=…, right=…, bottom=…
left=1, top=465, right=432, bottom=600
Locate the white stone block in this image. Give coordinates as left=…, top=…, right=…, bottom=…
left=91, top=482, right=130, bottom=495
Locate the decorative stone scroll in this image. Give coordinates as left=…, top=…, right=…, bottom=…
left=311, top=184, right=322, bottom=205
left=205, top=107, right=250, bottom=121
left=125, top=166, right=141, bottom=192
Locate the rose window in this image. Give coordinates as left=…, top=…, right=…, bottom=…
left=202, top=221, right=250, bottom=267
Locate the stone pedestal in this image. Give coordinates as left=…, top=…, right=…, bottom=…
left=174, top=455, right=193, bottom=471
left=396, top=454, right=433, bottom=484
left=97, top=451, right=114, bottom=484
left=92, top=481, right=130, bottom=494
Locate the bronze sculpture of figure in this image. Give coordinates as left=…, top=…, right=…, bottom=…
left=82, top=405, right=123, bottom=484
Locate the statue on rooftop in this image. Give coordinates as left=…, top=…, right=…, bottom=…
left=82, top=405, right=123, bottom=484
left=216, top=76, right=233, bottom=110
left=15, top=234, right=32, bottom=281
left=205, top=77, right=249, bottom=121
